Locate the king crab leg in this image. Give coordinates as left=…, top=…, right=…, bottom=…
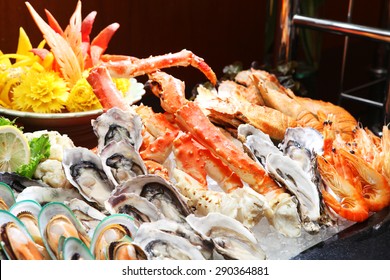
left=101, top=49, right=217, bottom=86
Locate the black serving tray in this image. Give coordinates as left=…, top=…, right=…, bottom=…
left=292, top=206, right=390, bottom=260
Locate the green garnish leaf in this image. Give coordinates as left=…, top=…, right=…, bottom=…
left=16, top=134, right=51, bottom=178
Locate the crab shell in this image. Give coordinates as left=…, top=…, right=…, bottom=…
left=38, top=202, right=91, bottom=260
left=112, top=174, right=192, bottom=223
left=89, top=213, right=139, bottom=260
left=0, top=210, right=44, bottom=260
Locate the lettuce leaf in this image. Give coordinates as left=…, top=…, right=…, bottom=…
left=16, top=134, right=51, bottom=178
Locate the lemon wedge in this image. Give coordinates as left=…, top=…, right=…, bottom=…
left=0, top=125, right=30, bottom=172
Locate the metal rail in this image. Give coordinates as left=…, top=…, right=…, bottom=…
left=292, top=14, right=390, bottom=43
left=289, top=3, right=390, bottom=125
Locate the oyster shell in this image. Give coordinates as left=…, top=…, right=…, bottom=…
left=92, top=107, right=143, bottom=153
left=135, top=219, right=214, bottom=259
left=134, top=221, right=206, bottom=260
left=266, top=153, right=321, bottom=232
left=100, top=139, right=147, bottom=186
left=237, top=124, right=280, bottom=166
left=62, top=147, right=115, bottom=208
left=113, top=175, right=192, bottom=223
left=279, top=127, right=323, bottom=156
left=106, top=193, right=164, bottom=224
left=186, top=213, right=266, bottom=260
left=66, top=198, right=107, bottom=235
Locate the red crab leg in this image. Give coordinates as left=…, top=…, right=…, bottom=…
left=87, top=66, right=128, bottom=111
left=147, top=71, right=283, bottom=196
left=101, top=49, right=217, bottom=85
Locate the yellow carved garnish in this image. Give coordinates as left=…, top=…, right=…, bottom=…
left=66, top=77, right=102, bottom=112
left=12, top=70, right=68, bottom=113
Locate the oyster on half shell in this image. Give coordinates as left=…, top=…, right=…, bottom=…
left=62, top=147, right=115, bottom=209
left=112, top=175, right=192, bottom=223
left=92, top=107, right=143, bottom=153
left=186, top=213, right=266, bottom=260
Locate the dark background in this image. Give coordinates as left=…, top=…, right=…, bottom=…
left=0, top=0, right=388, bottom=128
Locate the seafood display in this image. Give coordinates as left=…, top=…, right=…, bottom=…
left=1, top=1, right=390, bottom=260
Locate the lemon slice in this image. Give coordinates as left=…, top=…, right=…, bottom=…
left=0, top=125, right=30, bottom=172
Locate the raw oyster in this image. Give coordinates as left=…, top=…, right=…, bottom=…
left=0, top=183, right=15, bottom=210
left=279, top=127, right=323, bottom=156
left=112, top=175, right=192, bottom=223
left=89, top=213, right=139, bottom=260
left=66, top=198, right=107, bottom=235
left=266, top=153, right=321, bottom=232
left=92, top=107, right=143, bottom=153
left=38, top=202, right=91, bottom=260
left=237, top=124, right=280, bottom=166
left=100, top=139, right=147, bottom=186
left=106, top=193, right=164, bottom=224
left=0, top=210, right=44, bottom=259
left=186, top=213, right=266, bottom=260
left=134, top=222, right=206, bottom=260
left=62, top=147, right=115, bottom=208
left=134, top=219, right=214, bottom=259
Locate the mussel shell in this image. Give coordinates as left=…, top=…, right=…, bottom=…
left=0, top=182, right=16, bottom=210
left=89, top=213, right=138, bottom=259
left=9, top=200, right=42, bottom=245
left=58, top=236, right=94, bottom=260
left=9, top=200, right=41, bottom=218
left=38, top=202, right=90, bottom=260
left=0, top=210, right=43, bottom=260
left=108, top=235, right=147, bottom=260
